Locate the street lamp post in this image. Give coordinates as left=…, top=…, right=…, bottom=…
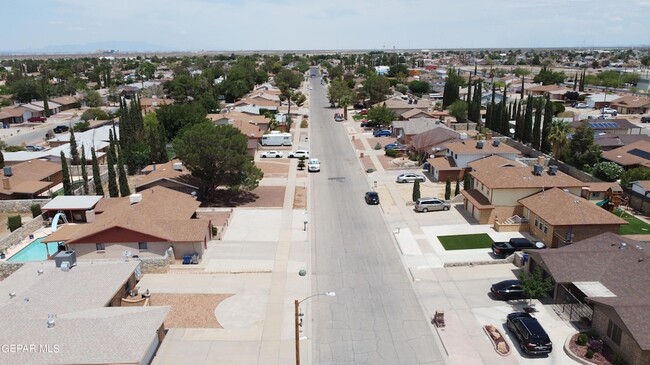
left=295, top=291, right=336, bottom=365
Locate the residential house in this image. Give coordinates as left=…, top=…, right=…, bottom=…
left=610, top=95, right=650, bottom=114
left=526, top=84, right=570, bottom=101
left=3, top=140, right=109, bottom=166
left=410, top=127, right=460, bottom=155
left=461, top=157, right=584, bottom=223
left=443, top=139, right=520, bottom=169
left=594, top=133, right=650, bottom=151
left=140, top=97, right=174, bottom=114
left=399, top=109, right=436, bottom=120
left=42, top=186, right=211, bottom=260
left=518, top=188, right=626, bottom=247
left=585, top=93, right=621, bottom=109
left=370, top=97, right=431, bottom=116
left=0, top=261, right=170, bottom=365
left=0, top=105, right=29, bottom=124
left=628, top=180, right=650, bottom=214
left=572, top=119, right=642, bottom=136
left=580, top=182, right=622, bottom=201
left=525, top=232, right=650, bottom=365
left=391, top=118, right=448, bottom=144
left=30, top=100, right=62, bottom=115
left=50, top=95, right=80, bottom=111
left=135, top=160, right=199, bottom=195
left=42, top=195, right=103, bottom=223
left=234, top=91, right=281, bottom=108
left=0, top=159, right=62, bottom=199
left=601, top=140, right=650, bottom=169
left=208, top=111, right=270, bottom=131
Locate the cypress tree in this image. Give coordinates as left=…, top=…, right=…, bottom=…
left=108, top=129, right=117, bottom=162
left=573, top=72, right=578, bottom=91
left=107, top=146, right=119, bottom=198
left=466, top=76, right=472, bottom=103
left=91, top=148, right=104, bottom=196
left=515, top=99, right=524, bottom=141
left=117, top=147, right=131, bottom=197
left=445, top=177, right=452, bottom=200
left=454, top=179, right=460, bottom=196
left=80, top=145, right=89, bottom=195
left=41, top=66, right=51, bottom=117
left=463, top=173, right=472, bottom=190
left=523, top=97, right=534, bottom=144
left=412, top=180, right=421, bottom=202
left=579, top=69, right=586, bottom=92
left=533, top=97, right=543, bottom=150
left=542, top=94, right=553, bottom=154
left=60, top=151, right=72, bottom=196
left=520, top=74, right=525, bottom=100
left=0, top=150, right=4, bottom=168
left=69, top=127, right=80, bottom=166
left=156, top=122, right=169, bottom=163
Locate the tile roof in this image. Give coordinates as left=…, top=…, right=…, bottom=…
left=44, top=186, right=206, bottom=244
left=49, top=95, right=79, bottom=105
left=0, top=159, right=60, bottom=195
left=427, top=156, right=459, bottom=170
left=443, top=140, right=520, bottom=155
left=610, top=95, right=650, bottom=109
left=392, top=118, right=447, bottom=136
left=527, top=84, right=567, bottom=93
left=519, top=188, right=627, bottom=226
left=601, top=140, right=650, bottom=167
left=467, top=155, right=526, bottom=171
left=470, top=164, right=584, bottom=189
left=632, top=180, right=650, bottom=192
left=526, top=232, right=650, bottom=349
left=371, top=97, right=430, bottom=110
left=572, top=119, right=639, bottom=131
left=460, top=189, right=494, bottom=208
left=0, top=105, right=28, bottom=118
left=0, top=261, right=170, bottom=364
left=409, top=128, right=460, bottom=152
left=594, top=133, right=650, bottom=149
left=136, top=159, right=200, bottom=190
left=400, top=108, right=435, bottom=119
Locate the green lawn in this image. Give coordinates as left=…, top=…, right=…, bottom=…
left=618, top=211, right=650, bottom=235
left=438, top=233, right=494, bottom=250
left=352, top=114, right=366, bottom=121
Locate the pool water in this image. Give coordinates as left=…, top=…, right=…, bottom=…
left=7, top=237, right=61, bottom=262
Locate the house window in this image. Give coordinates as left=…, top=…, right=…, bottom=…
left=96, top=243, right=105, bottom=251
left=138, top=242, right=148, bottom=250
left=607, top=320, right=623, bottom=345
left=534, top=218, right=539, bottom=228
left=543, top=224, right=548, bottom=235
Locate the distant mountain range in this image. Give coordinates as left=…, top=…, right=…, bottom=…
left=0, top=41, right=175, bottom=54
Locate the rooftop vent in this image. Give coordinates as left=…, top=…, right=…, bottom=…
left=129, top=194, right=143, bottom=205
left=533, top=164, right=544, bottom=176
left=548, top=165, right=558, bottom=175
left=476, top=140, right=484, bottom=149
left=172, top=162, right=183, bottom=171
left=47, top=315, right=55, bottom=329
left=9, top=292, right=16, bottom=299
left=620, top=242, right=627, bottom=250
left=492, top=140, right=500, bottom=147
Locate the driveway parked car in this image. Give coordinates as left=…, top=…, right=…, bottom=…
left=288, top=150, right=309, bottom=158
left=490, top=280, right=526, bottom=300
left=506, top=312, right=553, bottom=355
left=414, top=198, right=450, bottom=212
left=28, top=116, right=47, bottom=123
left=642, top=116, right=650, bottom=123
left=307, top=158, right=320, bottom=172
left=261, top=150, right=283, bottom=158
left=373, top=129, right=391, bottom=137
left=25, top=145, right=45, bottom=152
left=53, top=125, right=69, bottom=133
left=396, top=173, right=426, bottom=183
left=364, top=191, right=379, bottom=205
left=572, top=102, right=588, bottom=108
left=384, top=143, right=407, bottom=151
left=360, top=109, right=368, bottom=115
left=601, top=107, right=618, bottom=115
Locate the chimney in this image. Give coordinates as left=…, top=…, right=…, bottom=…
left=2, top=177, right=9, bottom=190
left=537, top=155, right=545, bottom=167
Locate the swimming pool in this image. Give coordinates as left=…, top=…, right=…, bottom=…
left=7, top=237, right=61, bottom=262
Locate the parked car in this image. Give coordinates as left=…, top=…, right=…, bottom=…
left=492, top=238, right=545, bottom=258
left=641, top=115, right=650, bottom=123
left=53, top=125, right=69, bottom=133
left=373, top=129, right=391, bottom=137
left=360, top=109, right=368, bottom=115
left=25, top=145, right=45, bottom=152
left=601, top=107, right=618, bottom=115
left=364, top=191, right=379, bottom=205
left=261, top=150, right=283, bottom=158
left=414, top=198, right=450, bottom=212
left=491, top=280, right=526, bottom=300
left=360, top=120, right=373, bottom=128
left=384, top=143, right=407, bottom=151
left=334, top=113, right=344, bottom=122
left=396, top=173, right=426, bottom=183
left=506, top=312, right=553, bottom=355
left=288, top=150, right=309, bottom=158
left=307, top=158, right=320, bottom=172
left=28, top=116, right=47, bottom=123
left=572, top=102, right=588, bottom=108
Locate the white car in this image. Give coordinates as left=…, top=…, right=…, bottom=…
left=396, top=173, right=426, bottom=183
left=261, top=150, right=283, bottom=158
left=289, top=150, right=310, bottom=159
left=601, top=107, right=617, bottom=115
left=307, top=158, right=321, bottom=172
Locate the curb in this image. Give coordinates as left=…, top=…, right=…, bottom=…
left=563, top=332, right=597, bottom=365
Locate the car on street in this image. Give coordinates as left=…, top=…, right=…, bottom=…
left=364, top=191, right=379, bottom=205
left=506, top=312, right=553, bottom=355
left=373, top=129, right=391, bottom=137
left=25, top=145, right=45, bottom=152
left=490, top=280, right=526, bottom=300
left=384, top=143, right=407, bottom=151
left=53, top=125, right=69, bottom=133
left=572, top=102, right=588, bottom=108
left=28, top=116, right=47, bottom=123
left=601, top=107, right=618, bottom=115
left=396, top=173, right=426, bottom=183
left=261, top=150, right=283, bottom=158
left=288, top=150, right=309, bottom=159
left=334, top=113, right=344, bottom=122
left=414, top=198, right=450, bottom=212
left=307, top=158, right=320, bottom=172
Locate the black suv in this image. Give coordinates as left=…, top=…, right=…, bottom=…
left=491, top=280, right=526, bottom=300
left=53, top=125, right=69, bottom=133
left=506, top=312, right=553, bottom=355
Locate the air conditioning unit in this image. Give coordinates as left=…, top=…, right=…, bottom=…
left=172, top=162, right=183, bottom=171
left=492, top=140, right=500, bottom=147
left=533, top=164, right=544, bottom=176
left=129, top=194, right=142, bottom=204
left=548, top=165, right=558, bottom=175
left=476, top=141, right=484, bottom=149
left=55, top=250, right=77, bottom=268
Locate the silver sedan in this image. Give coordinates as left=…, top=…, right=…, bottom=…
left=396, top=173, right=426, bottom=183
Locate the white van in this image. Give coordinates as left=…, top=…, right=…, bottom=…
left=261, top=132, right=292, bottom=146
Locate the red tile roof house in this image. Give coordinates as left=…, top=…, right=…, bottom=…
left=43, top=186, right=212, bottom=261
left=525, top=232, right=650, bottom=365
left=518, top=188, right=626, bottom=247
left=460, top=156, right=585, bottom=224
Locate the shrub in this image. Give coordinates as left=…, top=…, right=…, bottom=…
left=211, top=225, right=217, bottom=237
left=7, top=215, right=22, bottom=232
left=300, top=120, right=308, bottom=128
left=74, top=120, right=91, bottom=132
left=366, top=168, right=375, bottom=173
left=588, top=338, right=603, bottom=354
left=5, top=145, right=24, bottom=152
left=385, top=149, right=398, bottom=157
left=576, top=333, right=588, bottom=346
left=374, top=143, right=382, bottom=150
left=585, top=348, right=594, bottom=359
left=591, top=161, right=623, bottom=182
left=80, top=108, right=109, bottom=121
left=30, top=204, right=42, bottom=218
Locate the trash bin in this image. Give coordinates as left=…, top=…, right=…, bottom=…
left=182, top=255, right=191, bottom=265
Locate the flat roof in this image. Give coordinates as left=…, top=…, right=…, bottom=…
left=573, top=281, right=617, bottom=298
left=42, top=195, right=103, bottom=211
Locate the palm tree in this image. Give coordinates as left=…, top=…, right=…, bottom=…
left=547, top=121, right=572, bottom=160
left=340, top=95, right=352, bottom=120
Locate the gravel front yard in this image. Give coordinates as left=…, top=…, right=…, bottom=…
left=150, top=293, right=232, bottom=328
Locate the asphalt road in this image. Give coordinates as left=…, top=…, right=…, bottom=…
left=308, top=68, right=445, bottom=365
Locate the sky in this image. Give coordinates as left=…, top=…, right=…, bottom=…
left=4, top=0, right=650, bottom=52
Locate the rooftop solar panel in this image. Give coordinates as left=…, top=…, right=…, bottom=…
left=629, top=148, right=650, bottom=160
